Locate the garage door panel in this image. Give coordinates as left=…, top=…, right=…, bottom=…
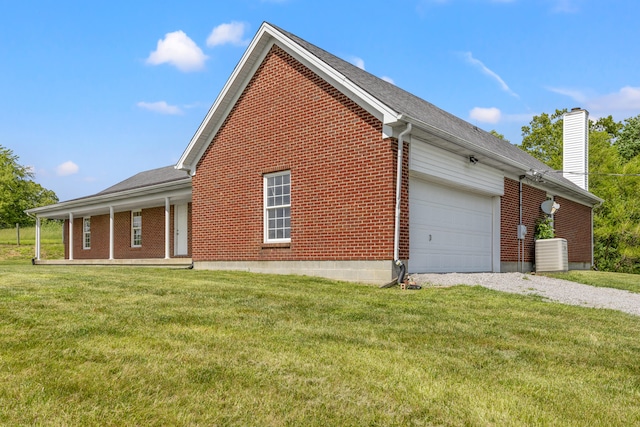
left=409, top=178, right=494, bottom=273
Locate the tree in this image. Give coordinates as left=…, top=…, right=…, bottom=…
left=489, top=129, right=509, bottom=142
left=0, top=145, right=58, bottom=228
left=615, top=114, right=640, bottom=161
left=589, top=129, right=640, bottom=273
left=520, top=108, right=567, bottom=171
left=518, top=111, right=640, bottom=273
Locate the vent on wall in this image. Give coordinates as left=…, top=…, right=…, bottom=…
left=563, top=108, right=589, bottom=190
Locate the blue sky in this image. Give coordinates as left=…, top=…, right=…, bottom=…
left=2, top=0, right=639, bottom=201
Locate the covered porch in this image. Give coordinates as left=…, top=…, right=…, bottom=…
left=27, top=166, right=192, bottom=264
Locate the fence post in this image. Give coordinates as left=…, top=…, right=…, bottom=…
left=16, top=223, right=20, bottom=246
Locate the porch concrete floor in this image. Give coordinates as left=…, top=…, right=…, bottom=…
left=33, top=258, right=193, bottom=267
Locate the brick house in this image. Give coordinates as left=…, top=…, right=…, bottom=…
left=27, top=22, right=602, bottom=283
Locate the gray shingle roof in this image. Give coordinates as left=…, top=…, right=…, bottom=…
left=97, top=165, right=190, bottom=196
left=272, top=24, right=569, bottom=182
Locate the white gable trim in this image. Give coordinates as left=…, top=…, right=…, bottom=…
left=175, top=22, right=400, bottom=175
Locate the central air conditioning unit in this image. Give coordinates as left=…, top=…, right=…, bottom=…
left=535, top=238, right=568, bottom=272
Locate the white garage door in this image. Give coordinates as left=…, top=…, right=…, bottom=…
left=409, top=178, right=494, bottom=273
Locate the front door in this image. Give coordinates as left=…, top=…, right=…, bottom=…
left=174, top=204, right=188, bottom=256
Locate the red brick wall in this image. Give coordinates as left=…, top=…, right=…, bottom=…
left=62, top=203, right=192, bottom=259
left=114, top=207, right=164, bottom=259
left=554, top=196, right=592, bottom=263
left=192, top=45, right=399, bottom=262
left=501, top=177, right=592, bottom=264
left=501, top=178, right=546, bottom=263
left=69, top=214, right=110, bottom=259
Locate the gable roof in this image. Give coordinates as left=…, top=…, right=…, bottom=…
left=177, top=22, right=600, bottom=205
left=97, top=165, right=189, bottom=196
left=272, top=24, right=554, bottom=176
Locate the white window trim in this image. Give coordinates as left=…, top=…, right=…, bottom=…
left=131, top=210, right=142, bottom=247
left=264, top=170, right=291, bottom=243
left=83, top=217, right=91, bottom=250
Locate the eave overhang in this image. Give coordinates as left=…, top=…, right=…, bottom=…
left=26, top=179, right=192, bottom=220
left=396, top=115, right=603, bottom=207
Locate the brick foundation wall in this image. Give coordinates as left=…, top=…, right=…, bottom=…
left=192, top=45, right=400, bottom=262
left=501, top=177, right=592, bottom=265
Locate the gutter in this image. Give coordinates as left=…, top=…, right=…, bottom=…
left=397, top=114, right=603, bottom=206
left=25, top=178, right=192, bottom=217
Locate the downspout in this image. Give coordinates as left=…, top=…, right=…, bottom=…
left=394, top=123, right=412, bottom=283
left=519, top=175, right=524, bottom=273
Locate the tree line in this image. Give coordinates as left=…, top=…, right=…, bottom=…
left=518, top=109, right=640, bottom=274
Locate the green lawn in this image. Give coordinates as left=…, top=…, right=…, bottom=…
left=1, top=265, right=639, bottom=425
left=543, top=270, right=640, bottom=293
left=0, top=223, right=64, bottom=262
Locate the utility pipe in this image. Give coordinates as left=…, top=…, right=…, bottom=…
left=394, top=123, right=412, bottom=266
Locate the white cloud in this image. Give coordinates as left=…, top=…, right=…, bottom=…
left=206, top=22, right=250, bottom=47
left=381, top=76, right=395, bottom=84
left=546, top=85, right=640, bottom=114
left=56, top=161, right=79, bottom=176
left=350, top=56, right=365, bottom=70
left=470, top=107, right=502, bottom=124
left=462, top=52, right=519, bottom=98
left=146, top=30, right=208, bottom=72
left=137, top=101, right=183, bottom=115
left=587, top=86, right=640, bottom=112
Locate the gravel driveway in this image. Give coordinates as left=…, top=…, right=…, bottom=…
left=412, top=272, right=640, bottom=317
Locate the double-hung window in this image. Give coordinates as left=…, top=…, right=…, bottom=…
left=264, top=171, right=291, bottom=243
left=132, top=210, right=142, bottom=247
left=83, top=217, right=91, bottom=249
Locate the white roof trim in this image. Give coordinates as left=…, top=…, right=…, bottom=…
left=175, top=22, right=400, bottom=174
left=401, top=114, right=603, bottom=206
left=26, top=180, right=192, bottom=220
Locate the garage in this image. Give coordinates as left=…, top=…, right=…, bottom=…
left=409, top=177, right=494, bottom=273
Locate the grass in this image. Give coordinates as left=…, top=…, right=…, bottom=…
left=0, top=223, right=64, bottom=262
left=1, top=265, right=639, bottom=425
left=542, top=270, right=640, bottom=294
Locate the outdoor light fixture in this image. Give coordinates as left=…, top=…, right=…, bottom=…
left=469, top=155, right=478, bottom=164
left=525, top=169, right=545, bottom=182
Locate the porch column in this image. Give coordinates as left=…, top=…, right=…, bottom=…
left=68, top=213, right=74, bottom=260
left=35, top=216, right=41, bottom=261
left=109, top=206, right=114, bottom=260
left=164, top=197, right=170, bottom=259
